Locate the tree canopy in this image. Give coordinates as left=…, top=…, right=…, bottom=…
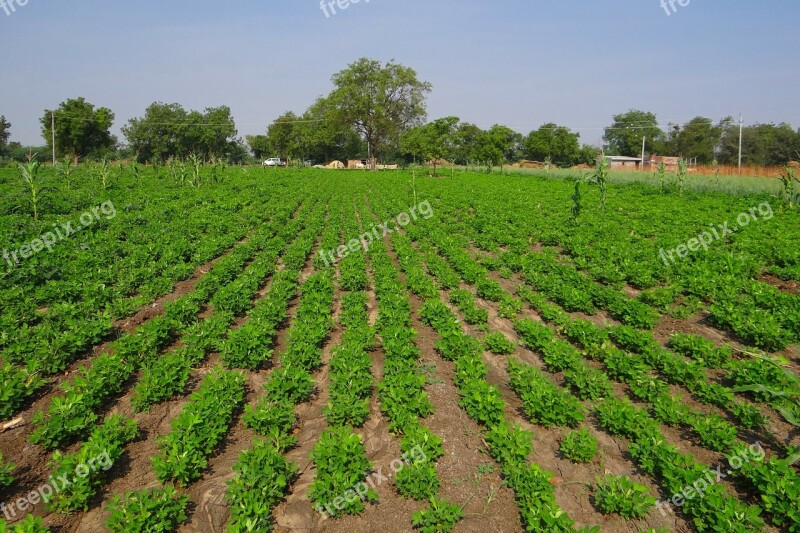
left=41, top=98, right=116, bottom=164
left=523, top=123, right=581, bottom=167
left=401, top=116, right=459, bottom=173
left=603, top=109, right=664, bottom=157
left=327, top=58, right=432, bottom=168
left=122, top=103, right=238, bottom=163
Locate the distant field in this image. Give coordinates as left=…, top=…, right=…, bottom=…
left=454, top=165, right=787, bottom=196
left=1, top=167, right=798, bottom=532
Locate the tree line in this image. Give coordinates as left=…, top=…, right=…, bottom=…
left=2, top=58, right=799, bottom=168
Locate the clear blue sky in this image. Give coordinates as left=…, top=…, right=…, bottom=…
left=1, top=0, right=798, bottom=146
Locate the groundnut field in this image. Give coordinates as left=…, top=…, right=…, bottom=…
left=1, top=167, right=799, bottom=533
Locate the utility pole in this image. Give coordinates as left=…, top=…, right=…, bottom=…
left=51, top=112, right=56, bottom=166
left=738, top=114, right=743, bottom=174
left=641, top=136, right=646, bottom=172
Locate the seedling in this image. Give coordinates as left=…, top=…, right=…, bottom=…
left=594, top=475, right=655, bottom=519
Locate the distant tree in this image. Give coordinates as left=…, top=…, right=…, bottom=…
left=603, top=110, right=664, bottom=157
left=401, top=116, right=459, bottom=174
left=41, top=98, right=116, bottom=164
left=663, top=117, right=721, bottom=164
left=266, top=111, right=300, bottom=160
left=487, top=125, right=523, bottom=164
left=0, top=115, right=10, bottom=154
left=452, top=122, right=483, bottom=166
left=124, top=103, right=239, bottom=163
left=717, top=120, right=800, bottom=166
left=246, top=135, right=270, bottom=160
left=327, top=58, right=432, bottom=169
left=299, top=97, right=365, bottom=164
left=194, top=106, right=238, bottom=159
left=473, top=129, right=506, bottom=171
left=226, top=138, right=250, bottom=164
left=577, top=144, right=601, bottom=166
left=123, top=102, right=188, bottom=163
left=523, top=123, right=581, bottom=167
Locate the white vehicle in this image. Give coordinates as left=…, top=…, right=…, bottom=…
left=263, top=158, right=286, bottom=167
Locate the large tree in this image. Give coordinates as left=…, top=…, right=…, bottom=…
left=122, top=102, right=187, bottom=163
left=246, top=135, right=270, bottom=160
left=452, top=122, right=483, bottom=165
left=717, top=119, right=800, bottom=166
left=487, top=125, right=523, bottom=164
left=472, top=128, right=508, bottom=171
left=265, top=111, right=300, bottom=160
left=123, top=103, right=239, bottom=163
left=663, top=117, right=722, bottom=164
left=41, top=98, right=116, bottom=164
left=327, top=58, right=432, bottom=169
left=603, top=109, right=664, bottom=157
left=401, top=116, right=459, bottom=174
left=523, top=123, right=581, bottom=167
left=191, top=106, right=238, bottom=159
left=296, top=97, right=364, bottom=164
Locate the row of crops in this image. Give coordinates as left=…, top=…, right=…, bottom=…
left=1, top=167, right=798, bottom=532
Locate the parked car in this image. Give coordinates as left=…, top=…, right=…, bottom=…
left=263, top=158, right=286, bottom=167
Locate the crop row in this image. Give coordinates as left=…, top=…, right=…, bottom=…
left=417, top=173, right=798, bottom=360
left=403, top=209, right=773, bottom=531
left=229, top=229, right=334, bottom=531
left=152, top=366, right=246, bottom=486
left=0, top=191, right=295, bottom=388
left=515, top=286, right=799, bottom=531
left=392, top=228, right=586, bottom=532
left=24, top=222, right=281, bottom=449
left=1, top=211, right=290, bottom=423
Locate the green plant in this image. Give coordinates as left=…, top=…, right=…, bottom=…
left=778, top=166, right=799, bottom=206
left=46, top=414, right=139, bottom=512
left=689, top=414, right=738, bottom=452
left=16, top=154, right=46, bottom=220
left=485, top=422, right=533, bottom=466
left=226, top=440, right=298, bottom=532
left=594, top=475, right=655, bottom=519
left=560, top=427, right=597, bottom=463
left=97, top=158, right=112, bottom=190
left=0, top=452, right=15, bottom=489
left=571, top=177, right=583, bottom=220
left=588, top=154, right=610, bottom=210
left=0, top=515, right=50, bottom=532
left=188, top=154, right=203, bottom=187
left=152, top=367, right=246, bottom=486
left=411, top=497, right=464, bottom=533
left=396, top=461, right=440, bottom=500
left=565, top=364, right=613, bottom=400
left=676, top=158, right=688, bottom=194
left=264, top=365, right=315, bottom=404
left=57, top=156, right=75, bottom=190
left=308, top=426, right=376, bottom=517
left=106, top=486, right=189, bottom=533
left=656, top=161, right=667, bottom=193
left=483, top=332, right=516, bottom=355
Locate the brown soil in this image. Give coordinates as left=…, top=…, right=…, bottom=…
left=761, top=273, right=799, bottom=295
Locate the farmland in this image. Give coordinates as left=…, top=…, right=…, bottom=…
left=0, top=165, right=799, bottom=533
